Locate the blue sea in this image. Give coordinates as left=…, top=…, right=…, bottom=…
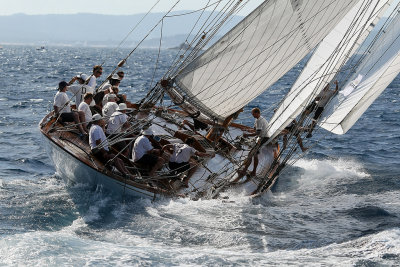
left=1, top=45, right=400, bottom=266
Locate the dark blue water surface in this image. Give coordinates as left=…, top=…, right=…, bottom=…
left=1, top=45, right=400, bottom=266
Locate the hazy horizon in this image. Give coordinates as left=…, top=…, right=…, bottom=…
left=0, top=12, right=243, bottom=48
left=0, top=0, right=263, bottom=16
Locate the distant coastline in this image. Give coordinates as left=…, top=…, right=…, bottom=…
left=0, top=12, right=243, bottom=48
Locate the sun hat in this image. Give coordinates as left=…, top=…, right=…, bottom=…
left=111, top=74, right=121, bottom=80
left=92, top=114, right=102, bottom=121
left=116, top=103, right=131, bottom=111
left=78, top=73, right=89, bottom=81
left=141, top=128, right=153, bottom=136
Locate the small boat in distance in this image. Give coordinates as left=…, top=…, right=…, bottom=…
left=36, top=46, right=45, bottom=51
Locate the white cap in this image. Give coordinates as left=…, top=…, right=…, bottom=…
left=111, top=74, right=121, bottom=80
left=141, top=128, right=153, bottom=135
left=92, top=114, right=102, bottom=121
left=78, top=73, right=89, bottom=81
left=116, top=103, right=131, bottom=111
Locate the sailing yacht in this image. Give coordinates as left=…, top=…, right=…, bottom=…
left=40, top=0, right=400, bottom=200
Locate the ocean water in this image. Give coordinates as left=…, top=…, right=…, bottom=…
left=0, top=45, right=400, bottom=266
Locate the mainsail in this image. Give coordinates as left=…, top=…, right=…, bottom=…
left=173, top=0, right=361, bottom=121
left=267, top=0, right=391, bottom=139
left=319, top=10, right=400, bottom=134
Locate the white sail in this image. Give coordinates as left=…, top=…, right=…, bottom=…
left=267, top=0, right=391, bottom=138
left=319, top=12, right=400, bottom=134
left=174, top=0, right=361, bottom=121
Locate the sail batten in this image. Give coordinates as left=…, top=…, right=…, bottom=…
left=174, top=0, right=361, bottom=121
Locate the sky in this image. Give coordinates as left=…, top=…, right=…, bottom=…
left=0, top=0, right=263, bottom=16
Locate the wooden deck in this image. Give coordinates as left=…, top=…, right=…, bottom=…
left=39, top=115, right=170, bottom=196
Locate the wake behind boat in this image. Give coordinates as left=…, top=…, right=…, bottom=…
left=40, top=0, right=400, bottom=200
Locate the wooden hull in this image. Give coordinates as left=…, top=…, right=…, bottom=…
left=39, top=112, right=164, bottom=199
left=42, top=133, right=156, bottom=199
left=39, top=110, right=280, bottom=200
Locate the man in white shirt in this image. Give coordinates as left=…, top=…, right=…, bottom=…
left=102, top=86, right=120, bottom=106
left=105, top=103, right=132, bottom=157
left=89, top=114, right=109, bottom=152
left=102, top=94, right=118, bottom=122
left=131, top=128, right=164, bottom=177
left=106, top=103, right=131, bottom=135
left=78, top=93, right=93, bottom=129
left=87, top=65, right=103, bottom=88
left=53, top=81, right=87, bottom=135
left=67, top=73, right=92, bottom=107
left=89, top=114, right=133, bottom=178
left=237, top=107, right=270, bottom=179
left=163, top=137, right=214, bottom=187
left=98, top=74, right=120, bottom=95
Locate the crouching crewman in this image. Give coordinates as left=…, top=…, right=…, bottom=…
left=89, top=114, right=133, bottom=179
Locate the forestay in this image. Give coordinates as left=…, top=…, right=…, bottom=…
left=319, top=11, right=400, bottom=134
left=267, top=0, right=391, bottom=139
left=174, top=0, right=361, bottom=121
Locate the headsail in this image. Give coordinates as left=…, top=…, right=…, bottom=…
left=319, top=10, right=400, bottom=134
left=173, top=0, right=361, bottom=121
left=267, top=0, right=391, bottom=139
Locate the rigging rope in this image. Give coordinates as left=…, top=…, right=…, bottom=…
left=316, top=3, right=400, bottom=136
left=253, top=1, right=400, bottom=195
left=50, top=0, right=398, bottom=198
left=265, top=0, right=380, bottom=133
left=198, top=0, right=388, bottom=195
left=149, top=19, right=164, bottom=89
left=95, top=0, right=182, bottom=94
left=167, top=1, right=366, bottom=122
left=167, top=0, right=244, bottom=78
